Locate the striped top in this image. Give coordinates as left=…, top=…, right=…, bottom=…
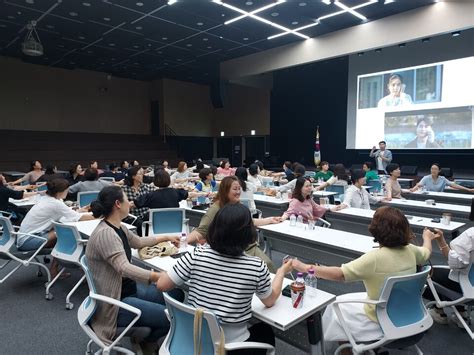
left=168, top=246, right=272, bottom=341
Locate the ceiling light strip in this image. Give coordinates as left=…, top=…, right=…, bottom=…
left=225, top=0, right=286, bottom=25
left=213, top=0, right=308, bottom=39
left=268, top=0, right=377, bottom=40
left=334, top=1, right=367, bottom=20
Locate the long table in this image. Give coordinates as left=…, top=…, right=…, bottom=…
left=326, top=206, right=465, bottom=239
left=133, top=246, right=335, bottom=355
left=383, top=199, right=471, bottom=223
left=259, top=221, right=378, bottom=266
left=404, top=190, right=473, bottom=206
left=9, top=196, right=38, bottom=209
left=254, top=194, right=289, bottom=217
left=62, top=219, right=136, bottom=237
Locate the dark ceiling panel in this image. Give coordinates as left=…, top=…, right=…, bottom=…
left=0, top=0, right=438, bottom=84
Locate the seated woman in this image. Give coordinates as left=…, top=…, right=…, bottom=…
left=86, top=186, right=183, bottom=353
left=247, top=163, right=263, bottom=188
left=170, top=161, right=191, bottom=184
left=292, top=206, right=436, bottom=348
left=18, top=178, right=94, bottom=275
left=216, top=160, right=235, bottom=177
left=273, top=161, right=295, bottom=182
left=0, top=173, right=37, bottom=219
left=194, top=168, right=217, bottom=193
left=235, top=167, right=258, bottom=214
left=423, top=200, right=474, bottom=327
left=11, top=160, right=44, bottom=185
left=135, top=169, right=201, bottom=209
left=315, top=163, right=349, bottom=191
left=122, top=166, right=154, bottom=234
left=362, top=161, right=378, bottom=182
left=35, top=164, right=60, bottom=183
left=68, top=168, right=113, bottom=195
left=336, top=170, right=383, bottom=210
left=120, top=160, right=130, bottom=173
left=410, top=163, right=474, bottom=193
left=275, top=164, right=306, bottom=194
left=281, top=177, right=333, bottom=222
left=384, top=163, right=402, bottom=200
left=67, top=163, right=84, bottom=186
left=315, top=161, right=333, bottom=182
left=187, top=176, right=281, bottom=272
left=157, top=203, right=293, bottom=353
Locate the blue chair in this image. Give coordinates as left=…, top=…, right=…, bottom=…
left=78, top=256, right=151, bottom=355
left=333, top=266, right=433, bottom=354
left=304, top=171, right=316, bottom=178
left=367, top=179, right=382, bottom=194
left=142, top=208, right=187, bottom=237
left=77, top=191, right=100, bottom=208
left=36, top=184, right=48, bottom=192
left=46, top=222, right=87, bottom=309
left=197, top=195, right=207, bottom=205
left=0, top=216, right=51, bottom=290
left=427, top=252, right=474, bottom=340
left=326, top=184, right=346, bottom=202
left=159, top=292, right=275, bottom=355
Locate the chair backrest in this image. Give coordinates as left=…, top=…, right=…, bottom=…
left=77, top=191, right=100, bottom=208
left=367, top=179, right=382, bottom=193
left=458, top=251, right=474, bottom=299
left=400, top=165, right=418, bottom=176
left=376, top=266, right=433, bottom=340
left=304, top=171, right=316, bottom=178
left=51, top=222, right=85, bottom=264
left=0, top=216, right=15, bottom=251
left=261, top=176, right=273, bottom=187
left=197, top=195, right=207, bottom=205
left=149, top=208, right=185, bottom=235
left=98, top=177, right=115, bottom=183
left=240, top=198, right=252, bottom=210
left=36, top=184, right=48, bottom=192
left=326, top=184, right=346, bottom=201
left=162, top=292, right=222, bottom=355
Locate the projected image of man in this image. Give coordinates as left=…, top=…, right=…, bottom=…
left=378, top=74, right=413, bottom=108
left=405, top=116, right=441, bottom=148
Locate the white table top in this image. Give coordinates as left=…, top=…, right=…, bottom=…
left=62, top=219, right=135, bottom=237
left=178, top=200, right=207, bottom=214
left=260, top=220, right=378, bottom=255
left=384, top=199, right=471, bottom=213
left=312, top=191, right=338, bottom=197
left=133, top=246, right=335, bottom=331
left=407, top=190, right=474, bottom=201
left=254, top=194, right=290, bottom=205
left=331, top=206, right=464, bottom=232
left=8, top=196, right=38, bottom=207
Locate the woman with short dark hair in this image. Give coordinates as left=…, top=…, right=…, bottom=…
left=410, top=163, right=474, bottom=193
left=68, top=168, right=112, bottom=194
left=194, top=168, right=217, bottom=192
left=67, top=163, right=83, bottom=186
left=86, top=186, right=182, bottom=351
left=217, top=159, right=235, bottom=177
left=385, top=163, right=402, bottom=200
left=247, top=163, right=262, bottom=188
left=293, top=206, right=436, bottom=345
left=362, top=161, right=378, bottom=182
left=157, top=203, right=293, bottom=352
left=235, top=167, right=257, bottom=213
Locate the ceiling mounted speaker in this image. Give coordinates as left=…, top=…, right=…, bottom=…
left=22, top=20, right=44, bottom=56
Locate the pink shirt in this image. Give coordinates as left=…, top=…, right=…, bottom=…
left=284, top=198, right=327, bottom=222
left=216, top=167, right=235, bottom=176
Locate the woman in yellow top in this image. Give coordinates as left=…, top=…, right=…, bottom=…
left=292, top=206, right=437, bottom=346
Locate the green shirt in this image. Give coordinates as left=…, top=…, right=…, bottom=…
left=315, top=170, right=333, bottom=182
left=341, top=244, right=430, bottom=322
left=365, top=170, right=379, bottom=182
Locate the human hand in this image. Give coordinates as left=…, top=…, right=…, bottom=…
left=292, top=259, right=309, bottom=273
left=167, top=236, right=180, bottom=247
left=267, top=216, right=282, bottom=224
left=422, top=227, right=438, bottom=241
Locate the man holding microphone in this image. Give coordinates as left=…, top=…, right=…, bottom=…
left=370, top=141, right=392, bottom=174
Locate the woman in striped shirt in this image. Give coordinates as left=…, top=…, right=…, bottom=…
left=157, top=203, right=293, bottom=353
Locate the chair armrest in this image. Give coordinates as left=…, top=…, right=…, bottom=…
left=333, top=298, right=382, bottom=306
left=225, top=341, right=275, bottom=352
left=127, top=214, right=138, bottom=225
left=90, top=293, right=141, bottom=317
left=430, top=265, right=451, bottom=270
left=317, top=218, right=331, bottom=228
left=78, top=239, right=89, bottom=244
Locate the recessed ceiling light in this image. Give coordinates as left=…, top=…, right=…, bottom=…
left=245, top=1, right=253, bottom=5
left=291, top=21, right=299, bottom=25
left=7, top=15, right=15, bottom=19
left=87, top=50, right=93, bottom=53
left=357, top=52, right=364, bottom=56
left=422, top=38, right=430, bottom=43
left=133, top=45, right=139, bottom=48
left=375, top=48, right=382, bottom=53
left=136, top=2, right=144, bottom=6
left=207, top=46, right=212, bottom=49
left=398, top=43, right=406, bottom=48
left=451, top=31, right=461, bottom=37
left=17, top=11, right=22, bottom=15
left=135, top=26, right=142, bottom=30
left=103, top=17, right=111, bottom=21
left=299, top=2, right=307, bottom=6
left=111, top=58, right=116, bottom=61
left=0, top=24, right=6, bottom=28
left=25, top=0, right=34, bottom=4
left=186, top=43, right=192, bottom=47
left=58, top=44, right=65, bottom=48
left=271, top=12, right=279, bottom=17
left=82, top=2, right=91, bottom=6
left=243, top=37, right=249, bottom=41
left=109, top=43, right=115, bottom=46
left=177, top=58, right=182, bottom=61
left=69, top=12, right=78, bottom=17
left=219, top=36, right=223, bottom=39
left=147, top=43, right=152, bottom=46
left=202, top=38, right=208, bottom=41
left=164, top=63, right=168, bottom=65
left=157, top=51, right=163, bottom=54
left=196, top=22, right=203, bottom=26
left=46, top=24, right=54, bottom=29
left=78, top=36, right=85, bottom=39
left=162, top=37, right=168, bottom=40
